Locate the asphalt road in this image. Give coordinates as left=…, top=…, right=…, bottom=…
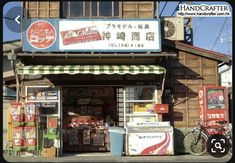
left=3, top=153, right=232, bottom=162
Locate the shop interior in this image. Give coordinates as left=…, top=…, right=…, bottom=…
left=61, top=86, right=118, bottom=153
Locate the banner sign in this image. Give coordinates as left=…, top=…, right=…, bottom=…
left=22, top=19, right=161, bottom=52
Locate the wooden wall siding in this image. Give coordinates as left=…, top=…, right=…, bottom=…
left=25, top=1, right=154, bottom=18
left=25, top=1, right=60, bottom=18
left=122, top=1, right=154, bottom=18
left=162, top=50, right=219, bottom=128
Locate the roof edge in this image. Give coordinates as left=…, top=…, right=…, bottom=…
left=163, top=39, right=231, bottom=63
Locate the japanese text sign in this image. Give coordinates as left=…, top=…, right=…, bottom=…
left=22, top=19, right=161, bottom=52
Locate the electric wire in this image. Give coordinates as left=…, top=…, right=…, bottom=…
left=160, top=1, right=168, bottom=16
left=3, top=16, right=15, bottom=20
left=171, top=2, right=181, bottom=16
left=211, top=17, right=228, bottom=50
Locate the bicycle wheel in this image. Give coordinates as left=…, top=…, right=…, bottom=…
left=184, top=130, right=208, bottom=156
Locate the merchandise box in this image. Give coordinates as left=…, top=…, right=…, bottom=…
left=25, top=138, right=36, bottom=146
left=12, top=127, right=24, bottom=138
left=25, top=126, right=36, bottom=138
left=12, top=138, right=25, bottom=146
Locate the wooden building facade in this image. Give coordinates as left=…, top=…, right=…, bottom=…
left=20, top=1, right=231, bottom=129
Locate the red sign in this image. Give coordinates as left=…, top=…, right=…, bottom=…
left=155, top=104, right=169, bottom=114
left=27, top=20, right=56, bottom=49
left=198, top=86, right=228, bottom=133
left=60, top=26, right=102, bottom=46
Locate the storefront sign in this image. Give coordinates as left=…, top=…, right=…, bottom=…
left=27, top=20, right=56, bottom=49
left=198, top=86, right=229, bottom=131
left=23, top=19, right=161, bottom=52
left=23, top=19, right=58, bottom=52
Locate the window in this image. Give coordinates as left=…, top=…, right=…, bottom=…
left=62, top=1, right=121, bottom=18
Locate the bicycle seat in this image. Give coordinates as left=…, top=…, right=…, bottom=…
left=215, top=120, right=227, bottom=125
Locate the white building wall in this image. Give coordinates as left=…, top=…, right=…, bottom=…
left=219, top=65, right=232, bottom=87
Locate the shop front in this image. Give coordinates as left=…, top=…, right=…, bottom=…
left=10, top=63, right=169, bottom=156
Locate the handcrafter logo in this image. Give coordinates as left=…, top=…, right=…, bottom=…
left=177, top=4, right=231, bottom=17
left=60, top=26, right=102, bottom=45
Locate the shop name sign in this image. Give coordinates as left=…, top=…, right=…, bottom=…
left=22, top=19, right=161, bottom=52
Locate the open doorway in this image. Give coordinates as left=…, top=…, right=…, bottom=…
left=61, top=86, right=117, bottom=154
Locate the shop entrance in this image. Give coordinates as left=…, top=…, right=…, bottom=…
left=61, top=86, right=118, bottom=153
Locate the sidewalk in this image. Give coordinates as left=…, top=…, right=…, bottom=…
left=3, top=153, right=232, bottom=162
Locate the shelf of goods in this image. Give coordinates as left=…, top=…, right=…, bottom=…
left=9, top=102, right=38, bottom=155
left=62, top=87, right=116, bottom=152
left=62, top=115, right=110, bottom=152
left=123, top=87, right=174, bottom=156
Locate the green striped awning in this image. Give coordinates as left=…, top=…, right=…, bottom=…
left=17, top=65, right=165, bottom=75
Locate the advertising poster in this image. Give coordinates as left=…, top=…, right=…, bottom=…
left=207, top=88, right=225, bottom=109
left=47, top=117, right=58, bottom=129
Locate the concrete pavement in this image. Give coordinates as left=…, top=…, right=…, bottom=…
left=3, top=153, right=232, bottom=162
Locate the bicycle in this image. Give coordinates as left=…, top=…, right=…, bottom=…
left=183, top=119, right=232, bottom=156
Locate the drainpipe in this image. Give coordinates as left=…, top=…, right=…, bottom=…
left=9, top=50, right=19, bottom=102
left=155, top=1, right=159, bottom=19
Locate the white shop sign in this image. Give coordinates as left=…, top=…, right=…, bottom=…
left=59, top=19, right=161, bottom=52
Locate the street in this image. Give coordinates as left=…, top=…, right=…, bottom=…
left=3, top=153, right=232, bottom=162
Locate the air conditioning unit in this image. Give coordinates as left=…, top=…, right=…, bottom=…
left=161, top=17, right=184, bottom=40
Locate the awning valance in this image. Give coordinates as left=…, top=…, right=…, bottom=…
left=17, top=65, right=165, bottom=75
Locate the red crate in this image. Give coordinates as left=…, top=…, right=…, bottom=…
left=12, top=138, right=25, bottom=146
left=25, top=138, right=36, bottom=146
left=154, top=104, right=169, bottom=114
left=12, top=127, right=24, bottom=138
left=25, top=126, right=36, bottom=138
left=11, top=114, right=23, bottom=122
left=25, top=114, right=36, bottom=122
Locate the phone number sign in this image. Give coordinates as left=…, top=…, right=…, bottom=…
left=22, top=19, right=161, bottom=52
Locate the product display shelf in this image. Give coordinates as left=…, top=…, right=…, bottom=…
left=26, top=86, right=61, bottom=157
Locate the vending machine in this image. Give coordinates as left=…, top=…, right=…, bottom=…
left=198, top=86, right=229, bottom=133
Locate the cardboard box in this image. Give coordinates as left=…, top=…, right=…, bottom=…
left=41, top=148, right=56, bottom=157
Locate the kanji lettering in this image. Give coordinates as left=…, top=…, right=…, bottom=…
left=102, top=32, right=111, bottom=40
left=117, top=32, right=126, bottom=41
left=146, top=32, right=155, bottom=41
left=131, top=32, right=140, bottom=41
